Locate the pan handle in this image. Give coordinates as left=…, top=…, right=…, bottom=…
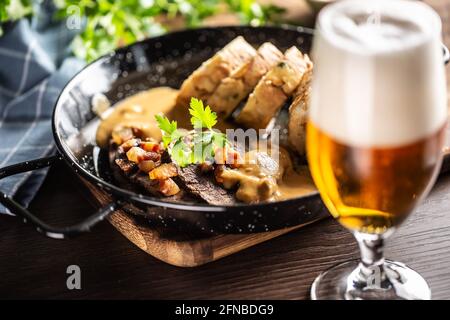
left=0, top=154, right=118, bottom=239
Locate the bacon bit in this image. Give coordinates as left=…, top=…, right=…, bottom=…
left=214, top=147, right=241, bottom=168
left=138, top=160, right=157, bottom=173
left=158, top=178, right=180, bottom=196
left=126, top=147, right=160, bottom=163
left=126, top=147, right=146, bottom=163
left=144, top=151, right=161, bottom=162
left=149, top=163, right=178, bottom=180
left=120, top=138, right=141, bottom=152
left=227, top=149, right=241, bottom=168
left=140, top=141, right=160, bottom=153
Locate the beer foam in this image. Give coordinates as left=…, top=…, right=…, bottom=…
left=309, top=0, right=447, bottom=147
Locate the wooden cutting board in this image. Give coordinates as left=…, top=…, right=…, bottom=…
left=80, top=146, right=450, bottom=267
left=81, top=178, right=323, bottom=267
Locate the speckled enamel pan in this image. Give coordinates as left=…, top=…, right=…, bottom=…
left=1, top=26, right=448, bottom=238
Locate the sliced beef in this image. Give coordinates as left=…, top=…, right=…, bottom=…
left=109, top=139, right=236, bottom=205
left=176, top=165, right=236, bottom=206
left=109, top=143, right=187, bottom=201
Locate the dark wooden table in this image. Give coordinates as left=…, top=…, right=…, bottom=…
left=1, top=0, right=450, bottom=300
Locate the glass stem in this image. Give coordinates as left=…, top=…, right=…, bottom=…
left=352, top=232, right=389, bottom=289
left=343, top=231, right=427, bottom=299
left=355, top=232, right=385, bottom=268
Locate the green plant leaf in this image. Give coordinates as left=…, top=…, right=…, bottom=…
left=212, top=131, right=227, bottom=148
left=155, top=114, right=177, bottom=134
left=155, top=98, right=230, bottom=167
left=189, top=97, right=217, bottom=129
left=171, top=139, right=192, bottom=167
left=0, top=0, right=33, bottom=33
left=155, top=114, right=180, bottom=147
left=50, top=0, right=282, bottom=62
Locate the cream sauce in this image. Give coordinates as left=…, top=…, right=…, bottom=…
left=96, top=87, right=178, bottom=148
left=219, top=148, right=316, bottom=202
left=95, top=87, right=316, bottom=201
left=278, top=166, right=316, bottom=200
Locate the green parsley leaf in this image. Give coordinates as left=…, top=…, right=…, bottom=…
left=193, top=130, right=213, bottom=145
left=171, top=140, right=192, bottom=167
left=162, top=135, right=173, bottom=148
left=155, top=114, right=177, bottom=134
left=189, top=97, right=217, bottom=129
left=192, top=130, right=215, bottom=163
left=155, top=114, right=179, bottom=148
left=155, top=97, right=229, bottom=167
left=212, top=131, right=227, bottom=148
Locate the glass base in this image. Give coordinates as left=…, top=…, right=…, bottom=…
left=311, top=259, right=431, bottom=300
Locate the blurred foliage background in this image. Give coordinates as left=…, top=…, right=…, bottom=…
left=0, top=0, right=286, bottom=62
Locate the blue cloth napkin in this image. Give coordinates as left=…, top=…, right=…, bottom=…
left=0, top=3, right=85, bottom=214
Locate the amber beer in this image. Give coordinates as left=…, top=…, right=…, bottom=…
left=307, top=122, right=446, bottom=234
left=307, top=0, right=447, bottom=300
left=307, top=0, right=448, bottom=236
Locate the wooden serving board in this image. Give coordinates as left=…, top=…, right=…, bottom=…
left=79, top=140, right=450, bottom=267
left=81, top=178, right=322, bottom=267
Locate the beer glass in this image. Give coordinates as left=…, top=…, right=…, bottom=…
left=307, top=0, right=447, bottom=300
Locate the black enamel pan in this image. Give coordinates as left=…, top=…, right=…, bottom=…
left=1, top=26, right=449, bottom=239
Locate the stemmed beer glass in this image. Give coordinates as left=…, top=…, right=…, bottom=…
left=307, top=0, right=447, bottom=300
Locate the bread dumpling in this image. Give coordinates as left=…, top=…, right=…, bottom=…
left=176, top=36, right=256, bottom=108
left=236, top=47, right=312, bottom=129
left=207, top=42, right=283, bottom=117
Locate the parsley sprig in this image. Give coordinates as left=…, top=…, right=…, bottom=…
left=155, top=97, right=228, bottom=167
